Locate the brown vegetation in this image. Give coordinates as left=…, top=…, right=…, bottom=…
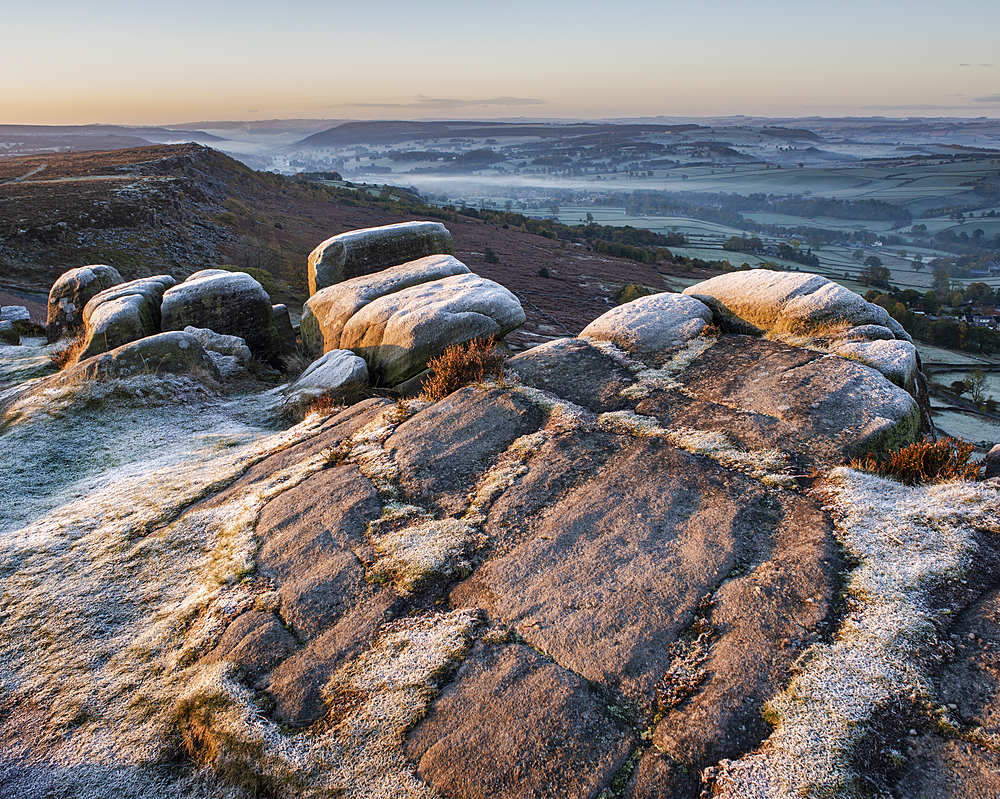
left=421, top=337, right=507, bottom=402
left=850, top=437, right=981, bottom=484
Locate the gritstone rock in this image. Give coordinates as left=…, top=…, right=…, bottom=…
left=301, top=254, right=471, bottom=359
left=0, top=320, right=18, bottom=346
left=182, top=326, right=252, bottom=378
left=0, top=307, right=31, bottom=325
left=683, top=271, right=895, bottom=336
left=338, top=272, right=525, bottom=386
left=272, top=304, right=298, bottom=359
left=283, top=350, right=369, bottom=409
left=160, top=269, right=281, bottom=365
left=75, top=276, right=177, bottom=362
left=308, top=221, right=455, bottom=295
left=46, top=264, right=123, bottom=342
left=579, top=292, right=714, bottom=358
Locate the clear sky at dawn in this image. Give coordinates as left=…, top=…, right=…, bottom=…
left=3, top=0, right=998, bottom=125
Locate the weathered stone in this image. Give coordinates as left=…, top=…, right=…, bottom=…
left=257, top=464, right=381, bottom=640
left=508, top=337, right=635, bottom=412
left=837, top=324, right=897, bottom=343
left=182, top=327, right=251, bottom=362
left=684, top=271, right=890, bottom=334
left=986, top=444, right=1000, bottom=480
left=894, top=586, right=1000, bottom=798
left=0, top=307, right=30, bottom=324
left=182, top=325, right=252, bottom=378
left=161, top=269, right=280, bottom=364
left=55, top=331, right=221, bottom=383
left=300, top=254, right=470, bottom=358
left=580, top=292, right=714, bottom=359
left=46, top=264, right=123, bottom=342
left=676, top=336, right=920, bottom=461
left=265, top=590, right=400, bottom=726
left=308, top=221, right=454, bottom=295
left=407, top=643, right=635, bottom=799
left=76, top=277, right=176, bottom=361
left=202, top=611, right=298, bottom=684
left=282, top=349, right=369, bottom=409
left=272, top=303, right=298, bottom=358
left=833, top=339, right=919, bottom=394
left=385, top=386, right=544, bottom=514
left=340, top=272, right=525, bottom=386
left=454, top=440, right=783, bottom=708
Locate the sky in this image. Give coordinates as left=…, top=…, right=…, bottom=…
left=3, top=0, right=999, bottom=125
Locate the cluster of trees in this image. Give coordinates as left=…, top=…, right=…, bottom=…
left=864, top=287, right=1000, bottom=354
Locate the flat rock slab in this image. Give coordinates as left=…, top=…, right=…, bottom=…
left=677, top=336, right=920, bottom=462
left=894, top=584, right=1000, bottom=798
left=407, top=642, right=634, bottom=799
left=453, top=438, right=821, bottom=710
left=507, top=337, right=635, bottom=412
left=386, top=386, right=544, bottom=515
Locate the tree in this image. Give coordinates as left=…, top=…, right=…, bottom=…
left=585, top=212, right=594, bottom=223
left=951, top=379, right=967, bottom=397
left=968, top=369, right=987, bottom=404
left=548, top=205, right=559, bottom=217
left=853, top=249, right=865, bottom=262
left=860, top=259, right=891, bottom=288
left=504, top=200, right=513, bottom=211
left=923, top=290, right=939, bottom=315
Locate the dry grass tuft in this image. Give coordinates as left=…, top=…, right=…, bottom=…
left=850, top=437, right=980, bottom=485
left=49, top=331, right=88, bottom=370
left=420, top=337, right=507, bottom=402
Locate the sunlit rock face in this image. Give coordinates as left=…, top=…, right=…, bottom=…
left=2, top=267, right=996, bottom=799
left=308, top=220, right=454, bottom=295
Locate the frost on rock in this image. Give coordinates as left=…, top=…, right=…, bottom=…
left=0, top=398, right=331, bottom=795
left=708, top=470, right=1000, bottom=799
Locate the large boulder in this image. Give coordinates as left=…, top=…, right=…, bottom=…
left=160, top=269, right=280, bottom=364
left=55, top=331, right=221, bottom=384
left=76, top=276, right=177, bottom=362
left=579, top=292, right=714, bottom=358
left=46, top=265, right=123, bottom=342
left=301, top=254, right=471, bottom=358
left=339, top=272, right=525, bottom=386
left=308, top=221, right=454, bottom=296
left=683, top=271, right=893, bottom=336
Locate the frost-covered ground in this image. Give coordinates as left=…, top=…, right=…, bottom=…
left=2, top=336, right=1000, bottom=799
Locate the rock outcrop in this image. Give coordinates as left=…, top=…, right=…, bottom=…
left=301, top=254, right=471, bottom=359
left=76, top=275, right=176, bottom=361
left=308, top=221, right=454, bottom=295
left=683, top=271, right=921, bottom=395
left=4, top=266, right=997, bottom=799
left=339, top=272, right=524, bottom=386
left=161, top=269, right=280, bottom=364
left=46, top=264, right=123, bottom=342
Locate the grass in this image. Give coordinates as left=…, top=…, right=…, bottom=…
left=850, top=437, right=980, bottom=485
left=420, top=337, right=507, bottom=402
left=49, top=330, right=88, bottom=369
